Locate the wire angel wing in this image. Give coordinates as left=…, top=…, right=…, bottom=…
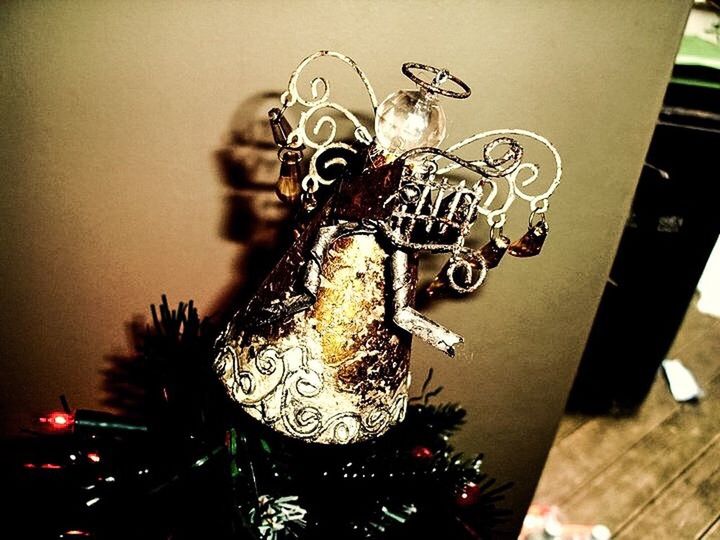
left=376, top=132, right=562, bottom=294
left=273, top=50, right=379, bottom=194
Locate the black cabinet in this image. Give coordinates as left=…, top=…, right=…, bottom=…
left=567, top=80, right=720, bottom=413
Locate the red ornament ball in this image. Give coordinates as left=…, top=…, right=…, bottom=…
left=410, top=445, right=434, bottom=461
left=455, top=481, right=482, bottom=507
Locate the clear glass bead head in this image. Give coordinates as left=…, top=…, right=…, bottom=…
left=374, top=87, right=447, bottom=155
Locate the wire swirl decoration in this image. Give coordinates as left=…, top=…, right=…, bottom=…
left=436, top=129, right=562, bottom=229
left=380, top=136, right=561, bottom=294
left=279, top=50, right=378, bottom=193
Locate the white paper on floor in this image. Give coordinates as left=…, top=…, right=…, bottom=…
left=661, top=359, right=704, bottom=402
left=697, top=235, right=720, bottom=318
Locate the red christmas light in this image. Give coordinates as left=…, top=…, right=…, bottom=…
left=86, top=452, right=101, bottom=463
left=39, top=411, right=75, bottom=430
left=410, top=445, right=434, bottom=461
left=455, top=481, right=481, bottom=507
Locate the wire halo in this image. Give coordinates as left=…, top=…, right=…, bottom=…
left=401, top=62, right=471, bottom=99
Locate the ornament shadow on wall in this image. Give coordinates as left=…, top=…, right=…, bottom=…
left=210, top=91, right=374, bottom=323
left=99, top=93, right=291, bottom=420
left=211, top=91, right=297, bottom=322
left=99, top=91, right=376, bottom=419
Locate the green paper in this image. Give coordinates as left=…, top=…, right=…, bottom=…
left=676, top=36, right=720, bottom=70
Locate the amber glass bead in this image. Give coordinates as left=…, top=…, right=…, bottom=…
left=268, top=108, right=293, bottom=147
left=508, top=221, right=548, bottom=257
left=276, top=157, right=302, bottom=204
left=424, top=272, right=448, bottom=298
left=480, top=234, right=511, bottom=268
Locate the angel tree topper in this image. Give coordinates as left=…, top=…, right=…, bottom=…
left=214, top=51, right=562, bottom=444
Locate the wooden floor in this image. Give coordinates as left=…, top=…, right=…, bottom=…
left=533, top=299, right=720, bottom=539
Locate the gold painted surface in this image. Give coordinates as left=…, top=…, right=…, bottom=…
left=314, top=235, right=386, bottom=367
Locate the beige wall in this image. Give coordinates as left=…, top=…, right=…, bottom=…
left=0, top=1, right=690, bottom=535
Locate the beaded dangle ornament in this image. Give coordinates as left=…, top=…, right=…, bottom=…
left=214, top=51, right=562, bottom=444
